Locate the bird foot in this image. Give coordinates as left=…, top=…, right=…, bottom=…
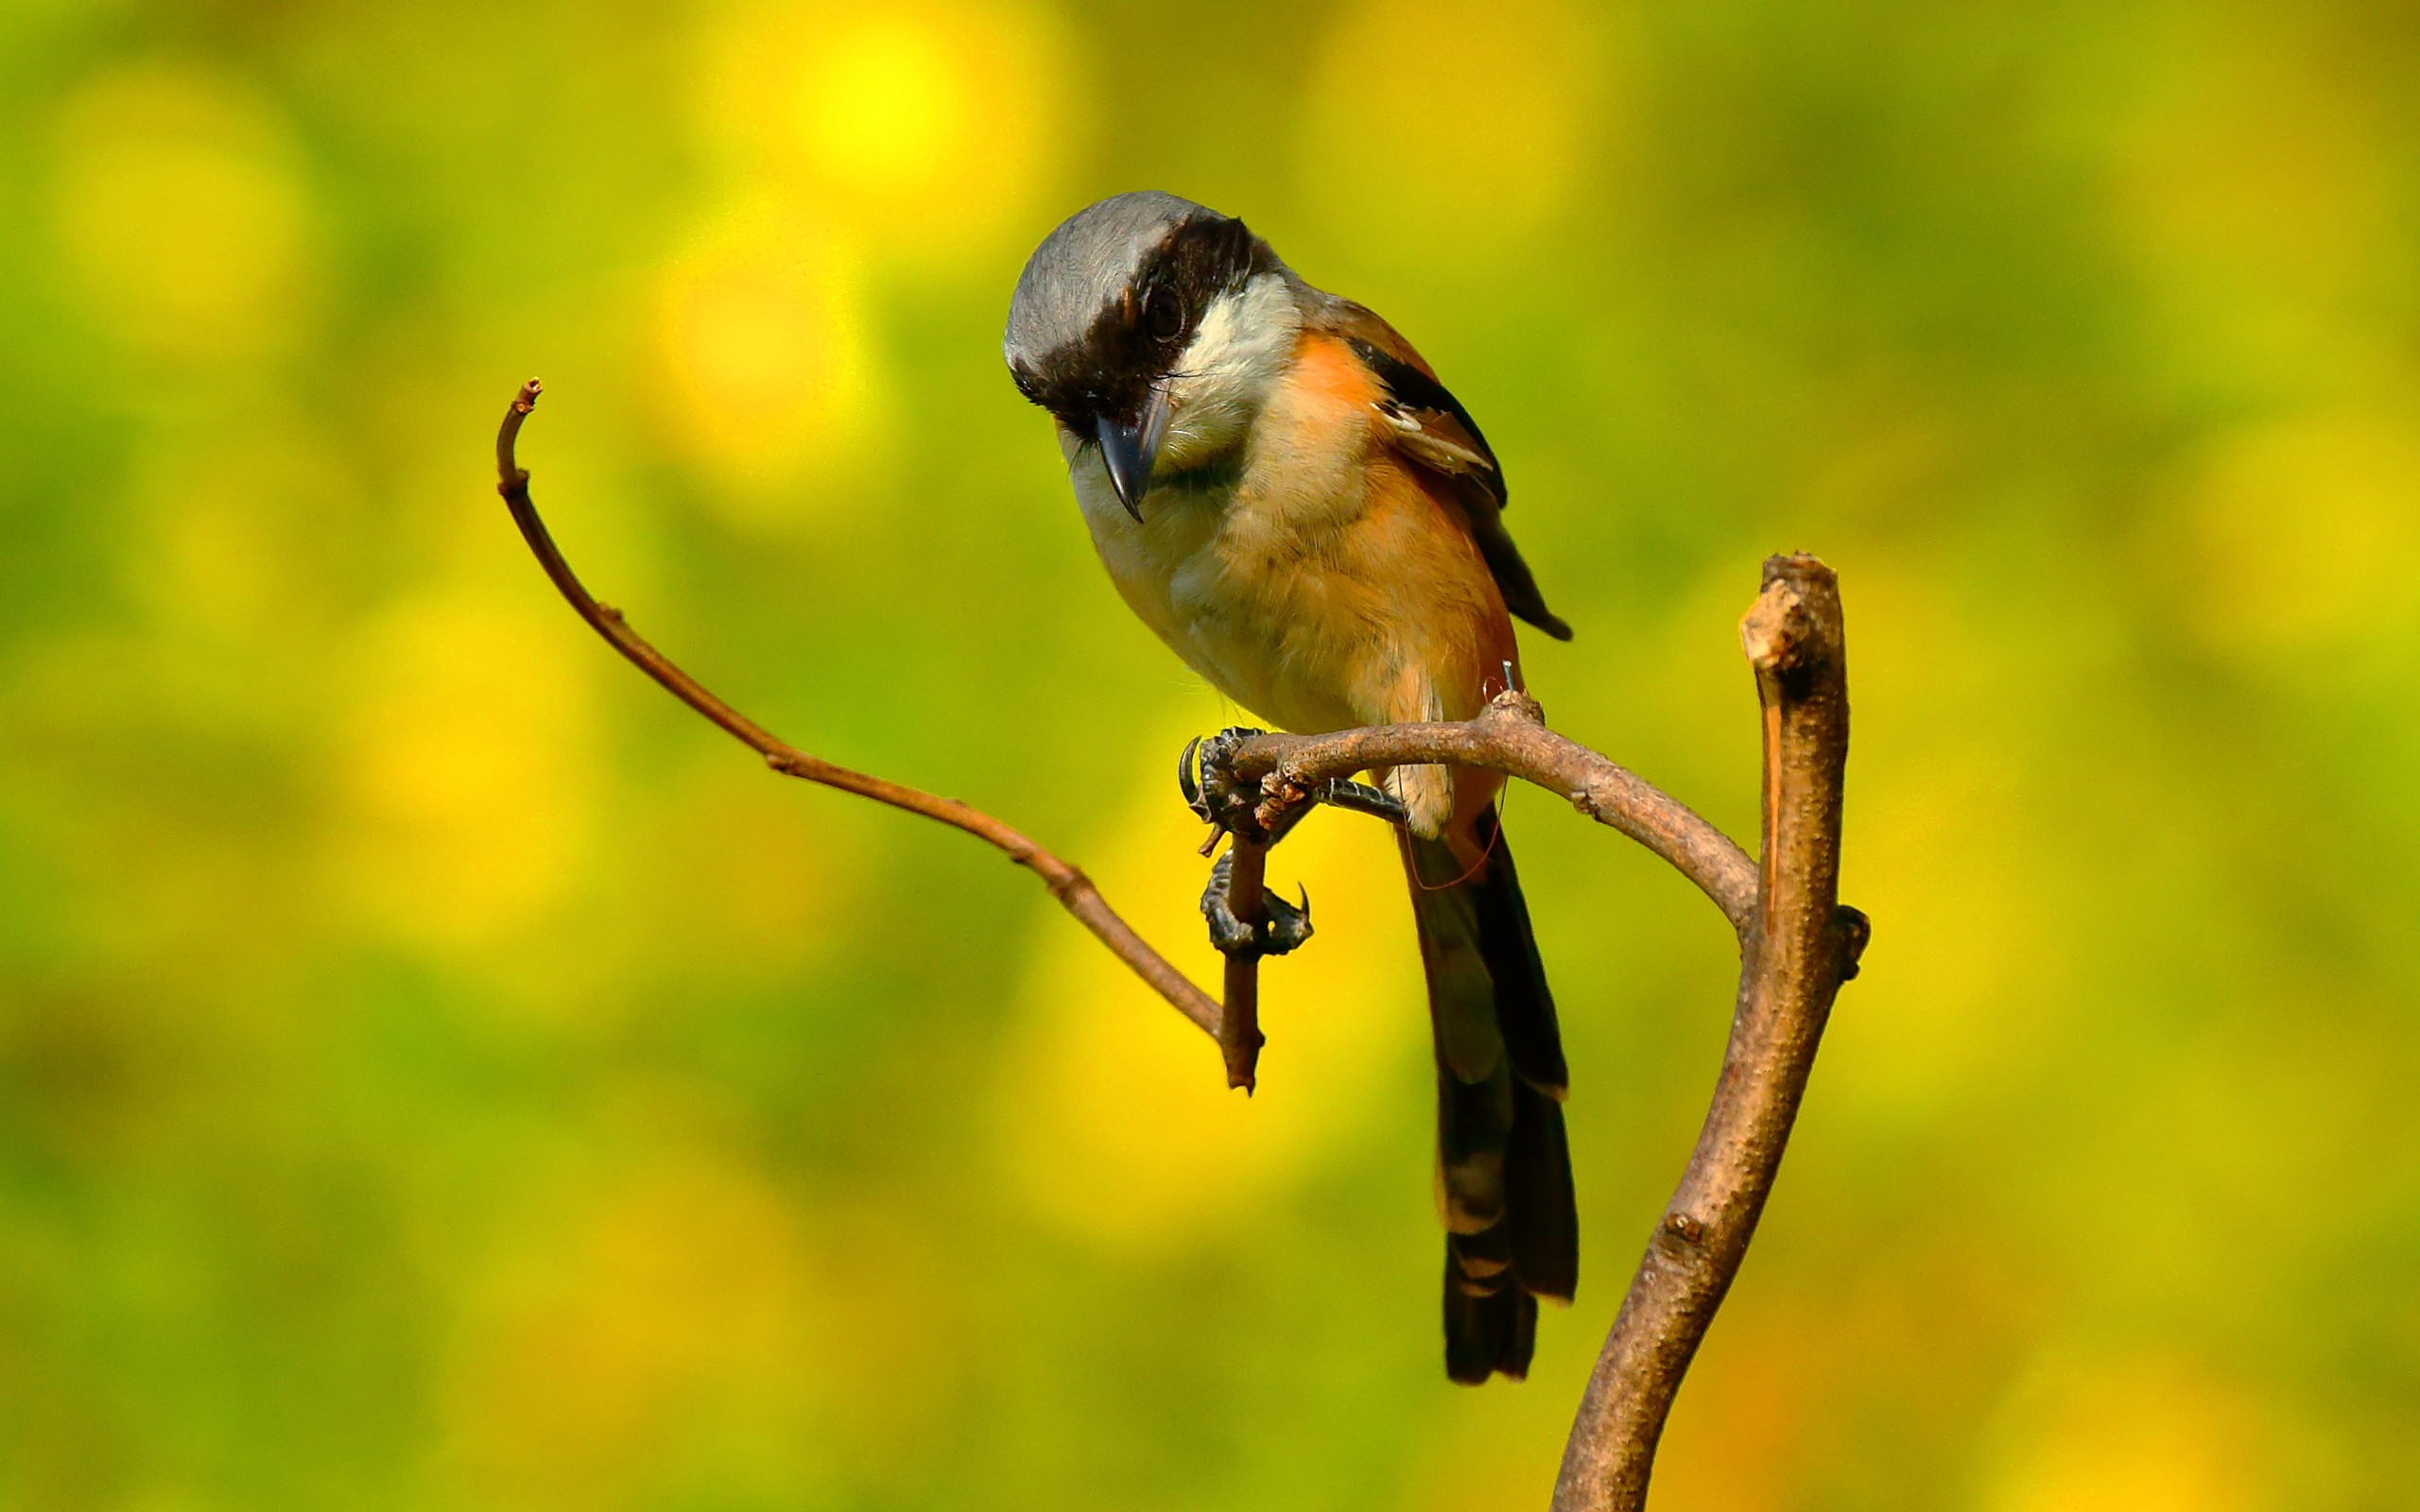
left=1201, top=850, right=1314, bottom=959
left=1180, top=728, right=1409, bottom=843
left=1179, top=726, right=1268, bottom=837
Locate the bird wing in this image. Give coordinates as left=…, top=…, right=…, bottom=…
left=1316, top=301, right=1573, bottom=642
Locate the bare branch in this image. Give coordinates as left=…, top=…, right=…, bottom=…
left=1549, top=554, right=1865, bottom=1512
left=493, top=380, right=1225, bottom=1038
left=1229, top=697, right=1758, bottom=936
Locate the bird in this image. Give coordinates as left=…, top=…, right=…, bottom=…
left=1004, top=191, right=1575, bottom=1383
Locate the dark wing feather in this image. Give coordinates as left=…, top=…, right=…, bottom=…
left=1320, top=302, right=1574, bottom=641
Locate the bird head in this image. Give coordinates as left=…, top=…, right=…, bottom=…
left=1004, top=191, right=1295, bottom=519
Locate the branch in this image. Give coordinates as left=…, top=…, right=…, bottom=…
left=1229, top=696, right=1757, bottom=936
left=493, top=380, right=1225, bottom=1038
left=1549, top=555, right=1865, bottom=1511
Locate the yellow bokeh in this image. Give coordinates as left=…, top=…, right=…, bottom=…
left=1298, top=0, right=1606, bottom=264
left=2113, top=37, right=2391, bottom=393
left=2179, top=408, right=2420, bottom=657
left=1824, top=566, right=2064, bottom=1121
left=444, top=1134, right=959, bottom=1507
left=693, top=0, right=1071, bottom=266
left=1982, top=1354, right=2273, bottom=1512
left=1624, top=1310, right=1813, bottom=1512
left=122, top=418, right=357, bottom=643
left=634, top=755, right=869, bottom=985
left=48, top=61, right=315, bottom=364
left=2118, top=49, right=2384, bottom=301
left=797, top=16, right=975, bottom=201
left=443, top=1147, right=816, bottom=1505
left=1002, top=714, right=1424, bottom=1248
left=655, top=199, right=891, bottom=516
left=332, top=590, right=600, bottom=952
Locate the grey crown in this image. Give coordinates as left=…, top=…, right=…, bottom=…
left=1002, top=190, right=1211, bottom=371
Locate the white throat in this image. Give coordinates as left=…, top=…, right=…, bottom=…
left=1154, top=273, right=1300, bottom=474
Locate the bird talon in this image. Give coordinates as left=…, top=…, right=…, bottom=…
left=1201, top=851, right=1258, bottom=954
left=1178, top=725, right=1270, bottom=836
left=1260, top=884, right=1313, bottom=955
left=1178, top=736, right=1208, bottom=820
left=1200, top=850, right=1317, bottom=958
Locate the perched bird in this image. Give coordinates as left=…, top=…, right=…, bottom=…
left=1005, top=192, right=1575, bottom=1383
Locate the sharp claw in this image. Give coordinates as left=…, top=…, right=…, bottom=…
left=1177, top=725, right=1269, bottom=835
left=1257, top=882, right=1314, bottom=956
left=1178, top=737, right=1206, bottom=818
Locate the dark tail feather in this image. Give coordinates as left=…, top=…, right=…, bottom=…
left=1404, top=808, right=1577, bottom=1384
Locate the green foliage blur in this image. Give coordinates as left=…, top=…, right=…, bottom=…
left=4, top=0, right=2418, bottom=1506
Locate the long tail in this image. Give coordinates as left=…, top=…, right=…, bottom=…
left=1402, top=804, right=1577, bottom=1383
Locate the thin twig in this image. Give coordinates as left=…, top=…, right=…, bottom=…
left=1229, top=698, right=1758, bottom=936
left=493, top=380, right=1225, bottom=1038
left=1549, top=554, right=1865, bottom=1512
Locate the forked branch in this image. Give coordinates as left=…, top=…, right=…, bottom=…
left=493, top=384, right=1859, bottom=1510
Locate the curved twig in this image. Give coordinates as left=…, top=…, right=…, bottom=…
left=494, top=380, right=1224, bottom=1037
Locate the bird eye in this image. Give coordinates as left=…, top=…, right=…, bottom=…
left=1144, top=285, right=1184, bottom=345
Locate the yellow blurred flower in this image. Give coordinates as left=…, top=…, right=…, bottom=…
left=1820, top=564, right=2066, bottom=1122
left=692, top=0, right=1074, bottom=268
left=332, top=590, right=601, bottom=952
left=633, top=755, right=869, bottom=984
left=2113, top=39, right=2391, bottom=395
left=48, top=61, right=317, bottom=364
left=654, top=198, right=891, bottom=518
left=123, top=417, right=357, bottom=644
left=444, top=1148, right=818, bottom=1505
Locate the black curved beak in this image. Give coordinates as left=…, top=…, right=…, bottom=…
left=1096, top=387, right=1173, bottom=521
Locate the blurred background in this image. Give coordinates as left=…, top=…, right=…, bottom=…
left=3, top=0, right=2418, bottom=1506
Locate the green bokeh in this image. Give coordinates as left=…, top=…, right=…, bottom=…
left=5, top=1, right=2419, bottom=1507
